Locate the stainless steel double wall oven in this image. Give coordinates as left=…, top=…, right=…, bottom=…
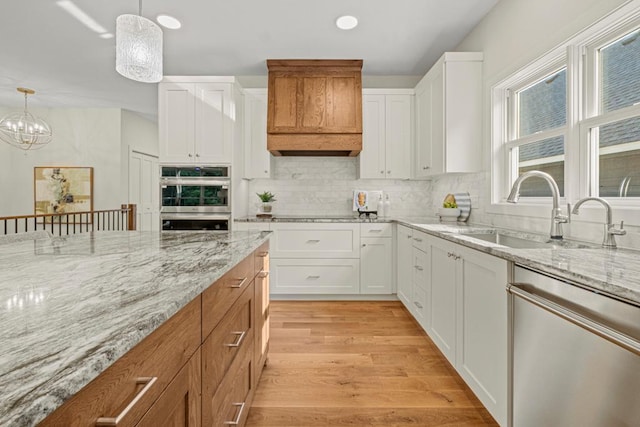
left=160, top=165, right=230, bottom=231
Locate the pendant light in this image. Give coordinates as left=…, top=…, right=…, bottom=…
left=116, top=0, right=163, bottom=83
left=0, top=88, right=52, bottom=150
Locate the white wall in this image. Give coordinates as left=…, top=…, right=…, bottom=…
left=246, top=157, right=432, bottom=218
left=433, top=0, right=640, bottom=248
left=0, top=108, right=157, bottom=217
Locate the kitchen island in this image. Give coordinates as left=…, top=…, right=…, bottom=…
left=0, top=230, right=270, bottom=426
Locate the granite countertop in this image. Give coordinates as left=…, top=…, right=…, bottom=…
left=237, top=214, right=640, bottom=305
left=0, top=230, right=270, bottom=427
left=394, top=219, right=640, bottom=306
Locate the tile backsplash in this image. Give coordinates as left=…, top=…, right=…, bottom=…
left=247, top=157, right=432, bottom=217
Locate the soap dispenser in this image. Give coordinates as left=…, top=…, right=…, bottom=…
left=377, top=193, right=385, bottom=217
left=383, top=194, right=391, bottom=218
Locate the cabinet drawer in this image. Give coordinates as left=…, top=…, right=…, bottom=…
left=271, top=258, right=360, bottom=294
left=412, top=247, right=429, bottom=290
left=136, top=348, right=201, bottom=427
left=202, top=254, right=254, bottom=337
left=254, top=241, right=270, bottom=277
left=411, top=230, right=429, bottom=252
left=40, top=297, right=201, bottom=427
left=202, top=281, right=254, bottom=399
left=412, top=286, right=429, bottom=330
left=205, top=330, right=254, bottom=427
left=270, top=223, right=359, bottom=258
left=360, top=222, right=392, bottom=237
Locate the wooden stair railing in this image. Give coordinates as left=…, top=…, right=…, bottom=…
left=0, top=204, right=137, bottom=236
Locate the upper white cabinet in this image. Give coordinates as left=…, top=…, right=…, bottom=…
left=359, top=90, right=413, bottom=179
left=413, top=52, right=483, bottom=178
left=159, top=77, right=236, bottom=164
left=244, top=88, right=273, bottom=179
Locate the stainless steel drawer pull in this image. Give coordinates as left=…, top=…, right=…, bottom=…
left=369, top=229, right=382, bottom=233
left=258, top=271, right=269, bottom=278
left=223, top=402, right=246, bottom=425
left=95, top=377, right=158, bottom=426
left=414, top=265, right=423, bottom=271
left=257, top=252, right=268, bottom=258
left=225, top=331, right=247, bottom=348
left=306, top=239, right=320, bottom=243
left=307, top=275, right=320, bottom=280
left=414, top=301, right=423, bottom=309
left=230, top=277, right=248, bottom=289
left=413, top=237, right=423, bottom=242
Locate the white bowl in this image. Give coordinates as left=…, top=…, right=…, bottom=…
left=438, top=208, right=460, bottom=222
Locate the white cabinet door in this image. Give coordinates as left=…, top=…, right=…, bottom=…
left=360, top=94, right=386, bottom=179
left=396, top=225, right=413, bottom=307
left=384, top=95, right=412, bottom=179
left=159, top=83, right=196, bottom=163
left=414, top=82, right=432, bottom=178
left=195, top=83, right=232, bottom=163
left=360, top=237, right=392, bottom=294
left=412, top=52, right=482, bottom=177
left=244, top=89, right=271, bottom=179
left=456, top=246, right=507, bottom=426
left=428, top=237, right=457, bottom=363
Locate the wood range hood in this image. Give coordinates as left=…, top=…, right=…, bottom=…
left=266, top=59, right=363, bottom=156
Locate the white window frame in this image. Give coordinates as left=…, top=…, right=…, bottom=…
left=490, top=1, right=640, bottom=226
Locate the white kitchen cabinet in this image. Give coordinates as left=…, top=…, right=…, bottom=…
left=360, top=236, right=392, bottom=294
left=244, top=89, right=273, bottom=179
left=425, top=234, right=507, bottom=426
left=359, top=90, right=413, bottom=180
left=396, top=225, right=413, bottom=307
left=456, top=245, right=507, bottom=427
left=270, top=223, right=360, bottom=259
left=270, top=258, right=360, bottom=294
left=233, top=221, right=270, bottom=232
left=159, top=78, right=236, bottom=164
left=413, top=52, right=482, bottom=178
left=410, top=232, right=430, bottom=330
left=428, top=237, right=458, bottom=363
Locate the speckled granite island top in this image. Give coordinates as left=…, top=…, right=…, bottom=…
left=0, top=230, right=270, bottom=427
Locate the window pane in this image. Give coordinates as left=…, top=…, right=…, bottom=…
left=600, top=29, right=640, bottom=113
left=517, top=69, right=566, bottom=137
left=513, top=136, right=565, bottom=197
left=594, top=116, right=640, bottom=197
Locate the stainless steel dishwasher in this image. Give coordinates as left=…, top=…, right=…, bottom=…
left=508, top=265, right=640, bottom=427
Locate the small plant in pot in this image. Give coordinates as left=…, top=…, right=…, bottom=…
left=438, top=194, right=461, bottom=222
left=256, top=191, right=276, bottom=213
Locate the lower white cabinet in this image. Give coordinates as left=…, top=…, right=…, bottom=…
left=270, top=223, right=360, bottom=259
left=396, top=225, right=413, bottom=306
left=270, top=258, right=360, bottom=294
left=396, top=230, right=508, bottom=426
left=360, top=236, right=392, bottom=294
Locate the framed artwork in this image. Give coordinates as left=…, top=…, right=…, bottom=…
left=34, top=167, right=93, bottom=221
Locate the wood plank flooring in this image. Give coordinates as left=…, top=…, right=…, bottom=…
left=246, top=301, right=498, bottom=427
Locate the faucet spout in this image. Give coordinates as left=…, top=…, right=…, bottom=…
left=506, top=171, right=567, bottom=239
left=572, top=197, right=625, bottom=248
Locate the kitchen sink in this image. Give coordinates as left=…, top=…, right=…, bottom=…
left=462, top=232, right=554, bottom=249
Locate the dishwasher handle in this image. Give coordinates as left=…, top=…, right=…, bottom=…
left=508, top=283, right=640, bottom=356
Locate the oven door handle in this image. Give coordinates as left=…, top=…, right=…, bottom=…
left=508, top=283, right=640, bottom=356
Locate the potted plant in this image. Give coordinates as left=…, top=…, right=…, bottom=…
left=438, top=194, right=460, bottom=222
left=256, top=191, right=276, bottom=213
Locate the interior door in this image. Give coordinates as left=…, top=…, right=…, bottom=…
left=129, top=150, right=159, bottom=231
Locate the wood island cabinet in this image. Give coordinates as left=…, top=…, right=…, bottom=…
left=39, top=242, right=270, bottom=427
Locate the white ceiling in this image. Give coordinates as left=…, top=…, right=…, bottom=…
left=0, top=0, right=498, bottom=118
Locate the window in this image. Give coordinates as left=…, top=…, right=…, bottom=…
left=506, top=66, right=567, bottom=197
left=494, top=5, right=640, bottom=214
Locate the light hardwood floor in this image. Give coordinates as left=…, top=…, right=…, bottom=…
left=247, top=301, right=498, bottom=427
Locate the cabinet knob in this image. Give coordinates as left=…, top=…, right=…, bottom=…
left=362, top=243, right=366, bottom=247
left=423, top=166, right=430, bottom=170
left=188, top=153, right=193, bottom=158
left=380, top=170, right=384, bottom=174
left=195, top=153, right=200, bottom=158
left=264, top=170, right=268, bottom=174
left=387, top=170, right=391, bottom=174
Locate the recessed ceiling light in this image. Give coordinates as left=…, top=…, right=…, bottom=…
left=156, top=14, right=181, bottom=30
left=336, top=15, right=358, bottom=30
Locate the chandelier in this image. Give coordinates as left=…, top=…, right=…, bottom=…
left=0, top=88, right=52, bottom=150
left=116, top=0, right=163, bottom=83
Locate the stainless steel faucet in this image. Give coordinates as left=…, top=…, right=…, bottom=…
left=572, top=197, right=626, bottom=248
left=506, top=171, right=570, bottom=239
